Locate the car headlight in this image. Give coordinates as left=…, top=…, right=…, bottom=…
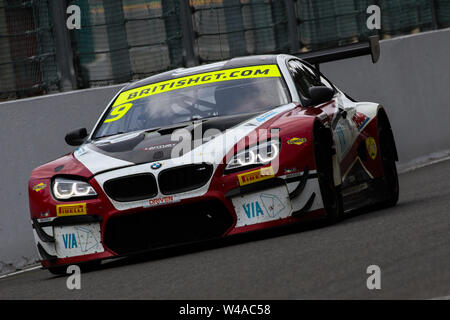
left=53, top=177, right=97, bottom=200
left=225, top=140, right=280, bottom=171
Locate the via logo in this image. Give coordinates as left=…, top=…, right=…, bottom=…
left=62, top=233, right=78, bottom=249
left=243, top=201, right=264, bottom=218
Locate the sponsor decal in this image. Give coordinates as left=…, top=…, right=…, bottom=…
left=260, top=193, right=286, bottom=218
left=40, top=211, right=50, bottom=218
left=104, top=103, right=133, bottom=123
left=104, top=65, right=281, bottom=123
left=60, top=227, right=101, bottom=252
left=32, top=183, right=47, bottom=192
left=56, top=203, right=87, bottom=217
left=151, top=162, right=163, bottom=170
left=62, top=233, right=78, bottom=249
left=352, top=113, right=371, bottom=132
left=143, top=143, right=177, bottom=152
left=335, top=123, right=347, bottom=150
left=38, top=217, right=54, bottom=224
left=242, top=201, right=264, bottom=218
left=255, top=111, right=277, bottom=123
left=284, top=167, right=298, bottom=175
left=237, top=166, right=275, bottom=186
left=54, top=223, right=103, bottom=257
left=146, top=196, right=178, bottom=207
left=366, top=137, right=378, bottom=160
left=232, top=185, right=292, bottom=227
left=358, top=117, right=371, bottom=132
left=113, top=65, right=281, bottom=107
left=74, top=146, right=88, bottom=157
left=73, top=147, right=89, bottom=157
left=287, top=137, right=307, bottom=145
left=242, top=193, right=286, bottom=219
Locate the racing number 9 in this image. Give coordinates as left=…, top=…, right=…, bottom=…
left=104, top=103, right=133, bottom=123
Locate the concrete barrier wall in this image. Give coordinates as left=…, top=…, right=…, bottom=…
left=1, top=28, right=449, bottom=273
left=322, top=28, right=450, bottom=171
left=0, top=85, right=124, bottom=273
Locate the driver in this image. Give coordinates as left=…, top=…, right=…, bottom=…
left=214, top=80, right=266, bottom=115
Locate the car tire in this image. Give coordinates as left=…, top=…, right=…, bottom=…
left=47, top=266, right=67, bottom=276
left=314, top=123, right=344, bottom=223
left=377, top=118, right=399, bottom=208
left=79, top=260, right=102, bottom=273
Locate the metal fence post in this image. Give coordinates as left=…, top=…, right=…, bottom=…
left=179, top=0, right=198, bottom=67
left=223, top=0, right=247, bottom=57
left=0, top=0, right=16, bottom=98
left=430, top=0, right=439, bottom=29
left=283, top=0, right=300, bottom=53
left=48, top=0, right=77, bottom=91
left=373, top=0, right=382, bottom=39
left=102, top=0, right=132, bottom=83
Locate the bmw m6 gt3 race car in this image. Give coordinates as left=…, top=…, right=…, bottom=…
left=29, top=37, right=399, bottom=274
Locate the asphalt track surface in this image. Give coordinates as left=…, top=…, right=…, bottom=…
left=1, top=160, right=450, bottom=300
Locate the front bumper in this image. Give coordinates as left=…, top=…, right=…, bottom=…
left=32, top=215, right=114, bottom=268
left=32, top=167, right=325, bottom=269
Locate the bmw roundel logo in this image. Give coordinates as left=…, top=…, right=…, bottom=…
left=151, top=162, right=162, bottom=170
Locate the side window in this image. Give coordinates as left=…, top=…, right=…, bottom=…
left=288, top=60, right=322, bottom=100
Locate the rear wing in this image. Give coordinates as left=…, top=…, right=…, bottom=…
left=297, top=35, right=380, bottom=69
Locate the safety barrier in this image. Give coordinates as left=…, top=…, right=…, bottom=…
left=1, top=28, right=449, bottom=273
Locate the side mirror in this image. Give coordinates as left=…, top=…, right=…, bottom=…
left=308, top=86, right=335, bottom=106
left=65, top=128, right=88, bottom=146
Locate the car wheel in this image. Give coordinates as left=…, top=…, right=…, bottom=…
left=378, top=120, right=399, bottom=207
left=79, top=260, right=102, bottom=273
left=47, top=265, right=68, bottom=276
left=314, top=124, right=344, bottom=223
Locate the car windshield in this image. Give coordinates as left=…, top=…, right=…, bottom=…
left=93, top=65, right=290, bottom=139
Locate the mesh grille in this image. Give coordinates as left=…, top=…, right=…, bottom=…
left=0, top=0, right=58, bottom=101
left=2, top=0, right=450, bottom=101
left=158, top=163, right=213, bottom=195
left=104, top=200, right=233, bottom=254
left=104, top=173, right=158, bottom=202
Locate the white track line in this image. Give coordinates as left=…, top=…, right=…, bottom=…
left=0, top=266, right=41, bottom=280
left=430, top=294, right=450, bottom=300
left=398, top=154, right=450, bottom=174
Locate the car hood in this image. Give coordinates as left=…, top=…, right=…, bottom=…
left=74, top=104, right=297, bottom=175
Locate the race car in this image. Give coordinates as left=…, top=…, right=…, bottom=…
left=29, top=37, right=399, bottom=274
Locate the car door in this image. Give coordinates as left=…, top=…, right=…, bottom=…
left=287, top=59, right=358, bottom=164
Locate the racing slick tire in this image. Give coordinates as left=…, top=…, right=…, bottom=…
left=377, top=113, right=399, bottom=208
left=314, top=123, right=344, bottom=223
left=48, top=266, right=67, bottom=276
